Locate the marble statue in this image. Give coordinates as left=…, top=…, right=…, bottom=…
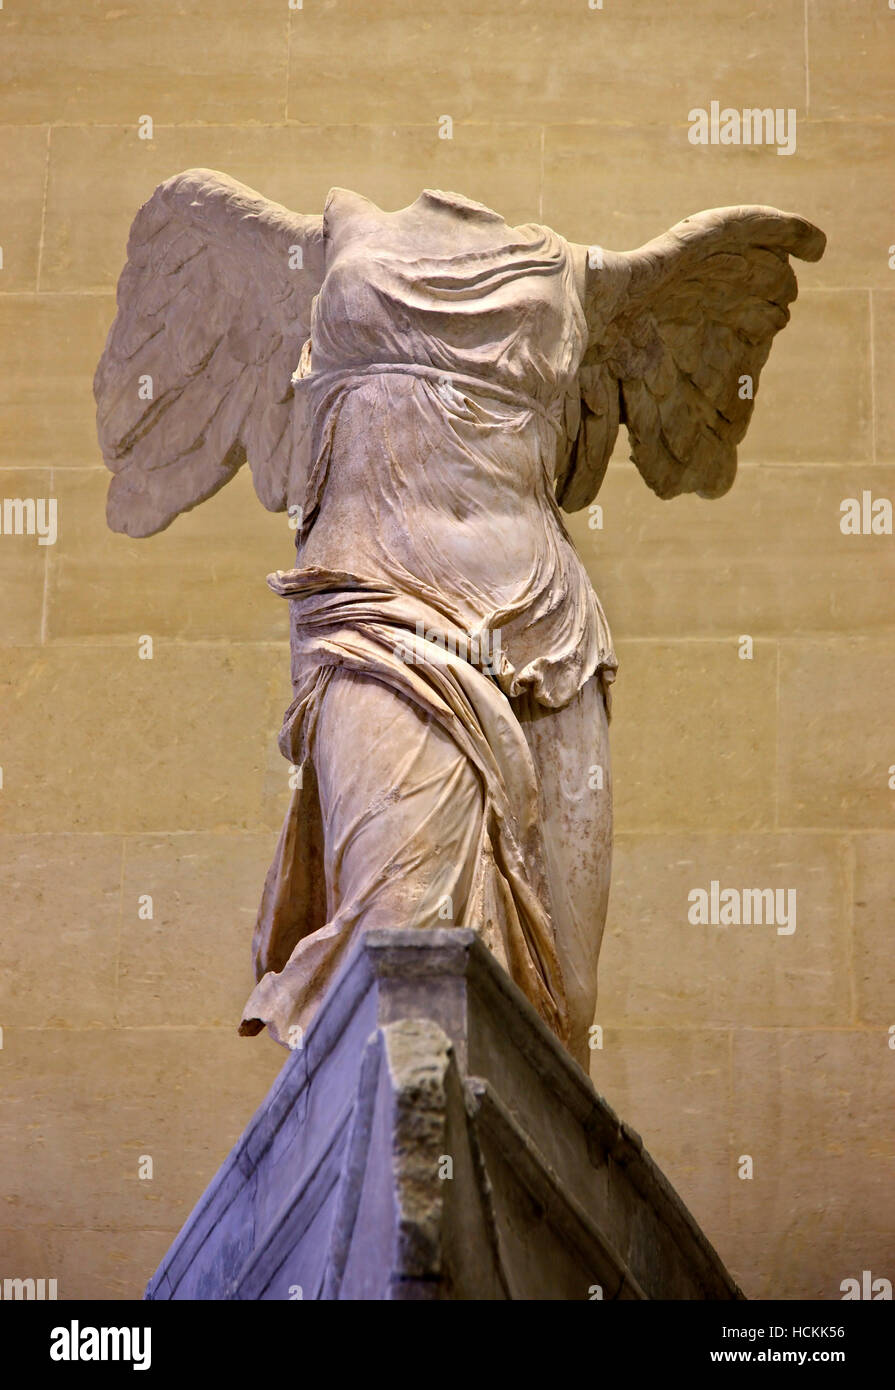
left=94, top=171, right=825, bottom=1068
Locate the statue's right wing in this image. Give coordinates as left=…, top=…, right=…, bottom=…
left=94, top=168, right=325, bottom=536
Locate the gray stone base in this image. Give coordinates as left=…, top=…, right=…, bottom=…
left=146, top=929, right=743, bottom=1300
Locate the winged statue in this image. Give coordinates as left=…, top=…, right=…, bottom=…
left=94, top=170, right=825, bottom=1067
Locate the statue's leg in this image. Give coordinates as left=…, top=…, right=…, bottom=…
left=312, top=666, right=485, bottom=932
left=513, top=674, right=612, bottom=1070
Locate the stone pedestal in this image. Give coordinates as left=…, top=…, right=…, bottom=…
left=146, top=929, right=743, bottom=1300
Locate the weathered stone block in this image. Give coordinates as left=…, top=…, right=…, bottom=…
left=146, top=929, right=742, bottom=1300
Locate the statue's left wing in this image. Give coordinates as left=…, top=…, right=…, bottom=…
left=94, top=168, right=325, bottom=536
left=557, top=206, right=825, bottom=511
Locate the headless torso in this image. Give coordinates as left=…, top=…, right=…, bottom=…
left=292, top=186, right=616, bottom=709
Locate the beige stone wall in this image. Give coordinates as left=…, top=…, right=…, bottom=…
left=1, top=0, right=892, bottom=1299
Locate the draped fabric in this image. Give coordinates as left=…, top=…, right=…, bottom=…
left=241, top=570, right=571, bottom=1042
